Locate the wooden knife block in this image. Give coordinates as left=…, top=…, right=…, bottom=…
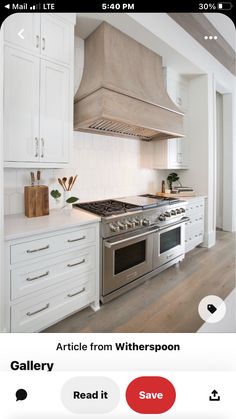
left=24, top=185, right=49, bottom=218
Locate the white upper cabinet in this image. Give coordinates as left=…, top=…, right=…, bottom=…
left=3, top=13, right=75, bottom=167
left=4, top=47, right=40, bottom=162
left=152, top=68, right=189, bottom=170
left=40, top=60, right=70, bottom=163
left=41, top=14, right=71, bottom=65
left=4, top=13, right=72, bottom=65
left=4, top=13, right=40, bottom=54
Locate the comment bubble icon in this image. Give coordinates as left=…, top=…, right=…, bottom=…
left=16, top=389, right=27, bottom=401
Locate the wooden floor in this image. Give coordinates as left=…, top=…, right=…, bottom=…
left=44, top=231, right=235, bottom=333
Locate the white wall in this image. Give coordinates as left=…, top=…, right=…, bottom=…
left=4, top=133, right=160, bottom=215
left=176, top=74, right=216, bottom=247
left=216, top=92, right=223, bottom=229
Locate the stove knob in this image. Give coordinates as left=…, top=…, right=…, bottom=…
left=109, top=223, right=120, bottom=232
left=126, top=220, right=136, bottom=228
left=176, top=208, right=181, bottom=214
left=143, top=219, right=151, bottom=226
left=180, top=208, right=186, bottom=213
left=117, top=221, right=128, bottom=230
left=159, top=214, right=166, bottom=221
left=133, top=218, right=141, bottom=226
left=164, top=211, right=171, bottom=217
left=170, top=210, right=176, bottom=215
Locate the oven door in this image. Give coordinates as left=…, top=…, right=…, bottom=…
left=153, top=219, right=186, bottom=269
left=103, top=228, right=154, bottom=296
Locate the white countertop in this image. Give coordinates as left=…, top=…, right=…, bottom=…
left=4, top=209, right=101, bottom=241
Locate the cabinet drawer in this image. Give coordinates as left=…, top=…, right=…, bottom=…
left=10, top=226, right=96, bottom=264
left=185, top=201, right=204, bottom=216
left=11, top=272, right=95, bottom=332
left=185, top=221, right=204, bottom=237
left=11, top=246, right=96, bottom=300
left=185, top=232, right=204, bottom=252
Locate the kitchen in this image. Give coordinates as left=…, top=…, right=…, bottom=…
left=0, top=12, right=235, bottom=333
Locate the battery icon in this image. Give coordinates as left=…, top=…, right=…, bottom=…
left=217, top=2, right=233, bottom=9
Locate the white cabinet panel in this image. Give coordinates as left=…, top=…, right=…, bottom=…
left=185, top=198, right=205, bottom=253
left=153, top=68, right=189, bottom=170
left=4, top=47, right=40, bottom=162
left=11, top=272, right=95, bottom=332
left=4, top=13, right=40, bottom=54
left=41, top=14, right=71, bottom=65
left=11, top=246, right=96, bottom=300
left=40, top=60, right=70, bottom=162
left=5, top=222, right=100, bottom=332
left=3, top=13, right=74, bottom=167
left=153, top=137, right=188, bottom=170
left=10, top=225, right=96, bottom=264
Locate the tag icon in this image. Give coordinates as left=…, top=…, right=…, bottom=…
left=207, top=304, right=217, bottom=314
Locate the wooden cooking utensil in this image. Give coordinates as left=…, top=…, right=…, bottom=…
left=68, top=176, right=73, bottom=191
left=58, top=178, right=65, bottom=191
left=37, top=170, right=41, bottom=186
left=62, top=177, right=67, bottom=191
left=71, top=175, right=78, bottom=190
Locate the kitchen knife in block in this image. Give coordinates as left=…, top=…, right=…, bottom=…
left=24, top=186, right=49, bottom=218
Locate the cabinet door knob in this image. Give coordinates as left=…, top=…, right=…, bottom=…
left=42, top=37, right=46, bottom=50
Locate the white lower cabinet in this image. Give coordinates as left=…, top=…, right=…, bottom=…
left=184, top=197, right=205, bottom=253
left=6, top=222, right=100, bottom=332
left=11, top=272, right=95, bottom=333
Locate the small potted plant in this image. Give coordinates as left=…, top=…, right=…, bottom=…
left=167, top=172, right=180, bottom=191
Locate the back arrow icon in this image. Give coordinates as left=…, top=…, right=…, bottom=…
left=18, top=29, right=25, bottom=40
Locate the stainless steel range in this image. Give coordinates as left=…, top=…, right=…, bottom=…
left=75, top=195, right=188, bottom=303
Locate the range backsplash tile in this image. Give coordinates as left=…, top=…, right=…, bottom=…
left=4, top=132, right=159, bottom=215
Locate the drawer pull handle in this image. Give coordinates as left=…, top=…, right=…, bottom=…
left=67, top=258, right=85, bottom=268
left=26, top=245, right=49, bottom=253
left=67, top=287, right=86, bottom=298
left=42, top=37, right=46, bottom=50
left=68, top=236, right=86, bottom=243
left=26, top=303, right=49, bottom=317
left=26, top=271, right=50, bottom=281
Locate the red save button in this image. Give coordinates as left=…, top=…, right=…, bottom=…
left=126, top=376, right=176, bottom=414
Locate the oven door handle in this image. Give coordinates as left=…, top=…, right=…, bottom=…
left=104, top=228, right=156, bottom=249
left=156, top=216, right=190, bottom=232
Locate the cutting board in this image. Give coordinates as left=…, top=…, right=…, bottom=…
left=156, top=192, right=197, bottom=198
left=24, top=186, right=49, bottom=218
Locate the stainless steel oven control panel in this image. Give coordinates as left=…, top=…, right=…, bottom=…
left=102, top=203, right=187, bottom=238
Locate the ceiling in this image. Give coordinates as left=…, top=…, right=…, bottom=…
left=75, top=13, right=235, bottom=76
left=168, top=13, right=235, bottom=75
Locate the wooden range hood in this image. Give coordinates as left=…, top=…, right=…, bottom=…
left=74, top=22, right=184, bottom=141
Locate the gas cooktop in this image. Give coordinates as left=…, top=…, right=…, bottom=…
left=74, top=199, right=142, bottom=217
left=75, top=195, right=182, bottom=217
